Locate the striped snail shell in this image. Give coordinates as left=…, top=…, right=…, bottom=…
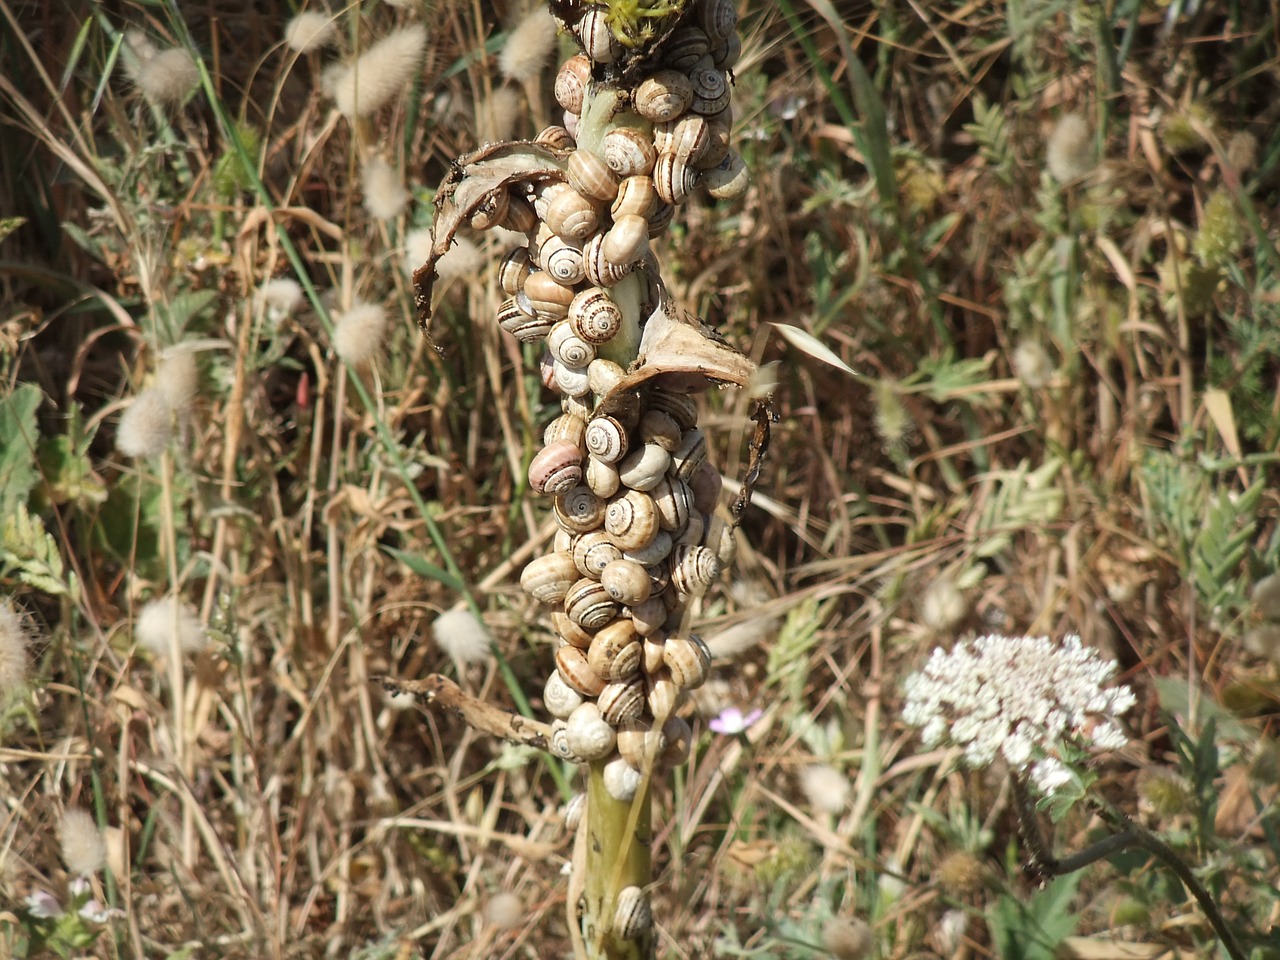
left=605, top=489, right=660, bottom=550
left=524, top=271, right=577, bottom=319
left=622, top=528, right=672, bottom=568
left=645, top=666, right=682, bottom=720
left=641, top=632, right=667, bottom=674
left=572, top=529, right=622, bottom=579
left=616, top=719, right=656, bottom=771
left=663, top=26, right=710, bottom=71
left=646, top=201, right=675, bottom=237
left=628, top=595, right=669, bottom=637
left=548, top=320, right=597, bottom=367
left=503, top=195, right=537, bottom=233
left=497, top=296, right=553, bottom=342
left=613, top=886, right=652, bottom=940
left=584, top=234, right=634, bottom=287
left=555, top=484, right=605, bottom=535
left=698, top=0, right=737, bottom=40
left=553, top=359, right=592, bottom=398
left=498, top=246, right=532, bottom=295
left=535, top=124, right=577, bottom=151
left=564, top=577, right=621, bottom=629
left=542, top=236, right=587, bottom=285
left=563, top=792, right=586, bottom=832
left=661, top=714, right=693, bottom=765
left=543, top=412, right=587, bottom=449
left=651, top=476, right=693, bottom=531
left=671, top=544, right=721, bottom=594
left=645, top=555, right=673, bottom=595
left=587, top=618, right=642, bottom=681
left=639, top=410, right=681, bottom=451
left=634, top=70, right=694, bottom=122
left=568, top=287, right=623, bottom=343
left=586, top=455, right=621, bottom=498
left=653, top=152, right=698, bottom=205
left=617, top=442, right=671, bottom=492
left=554, top=54, right=592, bottom=114
left=663, top=634, right=712, bottom=689
left=688, top=459, right=722, bottom=512
left=588, top=358, right=626, bottom=396
left=701, top=149, right=750, bottom=200
left=544, top=670, right=585, bottom=720
left=711, top=32, right=742, bottom=69
left=694, top=114, right=732, bottom=169
left=538, top=351, right=557, bottom=391
left=585, top=415, right=630, bottom=464
left=567, top=149, right=619, bottom=202
left=670, top=114, right=712, bottom=165
left=611, top=175, right=658, bottom=219
left=575, top=7, right=622, bottom=63
left=675, top=509, right=706, bottom=548
left=520, top=550, right=580, bottom=603
left=602, top=758, right=643, bottom=803
left=552, top=608, right=596, bottom=649
left=600, top=558, right=653, bottom=606
left=556, top=643, right=606, bottom=697
left=688, top=67, right=731, bottom=115
left=603, top=127, right=658, bottom=178
left=545, top=187, right=602, bottom=242
left=648, top=390, right=698, bottom=430
left=602, top=214, right=650, bottom=267
left=529, top=439, right=583, bottom=496
left=670, top=427, right=708, bottom=479
left=598, top=677, right=646, bottom=725
left=468, top=188, right=509, bottom=230
left=534, top=181, right=571, bottom=221
left=528, top=220, right=557, bottom=264
left=563, top=108, right=581, bottom=140
left=565, top=701, right=616, bottom=762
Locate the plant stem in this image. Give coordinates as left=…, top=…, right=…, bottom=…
left=583, top=765, right=654, bottom=959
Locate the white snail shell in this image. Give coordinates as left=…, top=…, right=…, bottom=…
left=639, top=410, right=681, bottom=451
left=498, top=246, right=532, bottom=295
left=641, top=632, right=666, bottom=674
left=701, top=149, right=750, bottom=200
left=553, top=608, right=596, bottom=649
left=583, top=233, right=634, bottom=287
left=575, top=7, right=622, bottom=63
left=555, top=484, right=605, bottom=535
left=622, top=528, right=672, bottom=568
left=542, top=235, right=587, bottom=285
left=645, top=667, right=682, bottom=720
left=544, top=670, right=585, bottom=719
left=565, top=701, right=616, bottom=762
left=545, top=187, right=602, bottom=242
left=613, top=885, right=652, bottom=940
left=553, top=359, right=592, bottom=398
left=565, top=577, right=622, bottom=629
left=543, top=412, right=587, bottom=449
left=605, top=489, right=660, bottom=550
left=671, top=544, right=721, bottom=594
left=586, top=456, right=622, bottom=498
left=567, top=149, right=619, bottom=202
left=520, top=550, right=580, bottom=603
left=554, top=54, right=592, bottom=114
left=588, top=358, right=627, bottom=396
left=602, top=758, right=643, bottom=803
left=602, top=214, right=650, bottom=267
left=711, top=32, right=742, bottom=69
left=675, top=509, right=706, bottom=548
left=497, top=296, right=553, bottom=342
left=572, top=529, right=622, bottom=579
left=694, top=115, right=732, bottom=169
left=603, top=127, right=658, bottom=178
left=563, top=792, right=586, bottom=832
left=617, top=442, right=671, bottom=492
left=524, top=271, right=577, bottom=319
left=648, top=390, right=699, bottom=430
left=548, top=320, right=597, bottom=367
left=646, top=201, right=675, bottom=237
left=628, top=595, right=669, bottom=637
left=535, top=124, right=577, bottom=151
left=585, top=415, right=630, bottom=464
left=651, top=476, right=693, bottom=531
left=616, top=719, right=656, bottom=771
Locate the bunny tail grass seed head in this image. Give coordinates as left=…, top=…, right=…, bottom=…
left=920, top=574, right=967, bottom=632
left=798, top=763, right=851, bottom=814
left=821, top=917, right=872, bottom=960
left=1013, top=339, right=1053, bottom=388
left=116, top=386, right=173, bottom=458
left=0, top=601, right=31, bottom=697
left=498, top=8, right=557, bottom=83
left=432, top=608, right=491, bottom=666
left=332, top=23, right=427, bottom=120
left=259, top=277, right=304, bottom=319
left=1046, top=112, right=1094, bottom=183
left=136, top=46, right=201, bottom=108
left=478, top=86, right=523, bottom=144
left=332, top=302, right=388, bottom=365
left=433, top=236, right=484, bottom=282
left=284, top=11, right=337, bottom=53
left=121, top=29, right=158, bottom=83
left=403, top=227, right=435, bottom=277
left=155, top=348, right=199, bottom=415
left=58, top=809, right=106, bottom=877
left=485, top=891, right=524, bottom=929
left=136, top=597, right=208, bottom=657
left=362, top=156, right=409, bottom=220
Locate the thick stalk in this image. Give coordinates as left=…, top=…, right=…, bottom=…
left=584, top=765, right=654, bottom=959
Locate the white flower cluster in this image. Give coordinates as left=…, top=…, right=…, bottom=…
left=903, top=633, right=1135, bottom=796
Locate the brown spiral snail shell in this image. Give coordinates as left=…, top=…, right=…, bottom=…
left=528, top=439, right=584, bottom=496
left=634, top=70, right=694, bottom=123
left=568, top=287, right=623, bottom=344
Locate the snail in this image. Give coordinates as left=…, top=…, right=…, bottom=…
left=585, top=414, right=630, bottom=464
left=556, top=644, right=605, bottom=697
left=520, top=550, right=580, bottom=603
left=565, top=577, right=622, bottom=629
left=565, top=701, right=616, bottom=761
left=602, top=758, right=643, bottom=803
left=600, top=558, right=653, bottom=606
left=568, top=287, right=624, bottom=344
left=529, top=439, right=584, bottom=495
left=617, top=442, right=672, bottom=492
left=634, top=70, right=693, bottom=123
left=572, top=529, right=623, bottom=579
left=555, top=484, right=605, bottom=535
left=603, top=127, right=658, bottom=179
left=613, top=885, right=652, bottom=940
left=554, top=54, right=592, bottom=114
left=567, top=149, right=619, bottom=202
left=597, top=677, right=646, bottom=725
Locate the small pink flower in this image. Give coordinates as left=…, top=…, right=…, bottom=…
left=709, top=706, right=763, bottom=735
left=24, top=889, right=62, bottom=918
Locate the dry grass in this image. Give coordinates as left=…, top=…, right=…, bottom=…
left=1, top=1, right=1278, bottom=958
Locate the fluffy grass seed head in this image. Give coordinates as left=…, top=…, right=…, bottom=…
left=798, top=763, right=851, bottom=814
left=120, top=29, right=158, bottom=83
left=478, top=85, right=523, bottom=144
left=903, top=633, right=1135, bottom=798
left=920, top=574, right=967, bottom=633
left=498, top=8, right=558, bottom=83
left=332, top=24, right=427, bottom=120
left=432, top=608, right=491, bottom=666
left=284, top=11, right=337, bottom=53
left=821, top=917, right=872, bottom=960
left=58, top=808, right=106, bottom=877
left=362, top=156, right=409, bottom=220
left=136, top=596, right=208, bottom=657
left=332, top=301, right=388, bottom=366
left=1013, top=339, right=1054, bottom=388
left=0, top=600, right=31, bottom=697
left=485, top=891, right=524, bottom=929
left=1226, top=130, right=1259, bottom=173
left=116, top=386, right=173, bottom=458
left=154, top=348, right=199, bottom=415
left=259, top=277, right=305, bottom=320
left=403, top=227, right=435, bottom=278
left=1045, top=112, right=1093, bottom=183
left=136, top=46, right=201, bottom=108
left=433, top=236, right=484, bottom=282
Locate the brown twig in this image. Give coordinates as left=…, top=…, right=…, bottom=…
left=377, top=673, right=555, bottom=751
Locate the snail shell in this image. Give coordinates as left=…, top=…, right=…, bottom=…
left=542, top=236, right=587, bottom=285
left=600, top=558, right=653, bottom=606
left=543, top=412, right=587, bottom=449
left=585, top=415, right=630, bottom=464
left=545, top=187, right=602, bottom=242
left=641, top=632, right=667, bottom=674
left=587, top=618, right=642, bottom=680
left=688, top=459, right=722, bottom=512
left=603, top=127, right=658, bottom=178
left=622, top=528, right=673, bottom=567
left=555, top=484, right=605, bottom=535
left=628, top=595, right=669, bottom=637
left=497, top=296, right=552, bottom=342
left=554, top=528, right=573, bottom=553
left=605, top=489, right=660, bottom=550
left=639, top=410, right=681, bottom=451
left=533, top=181, right=572, bottom=221
left=649, top=390, right=699, bottom=430
left=693, top=115, right=732, bottom=169
left=538, top=351, right=557, bottom=391
left=568, top=149, right=619, bottom=202
left=602, top=758, right=643, bottom=803
left=520, top=550, right=581, bottom=603
left=568, top=287, right=623, bottom=344
left=675, top=509, right=706, bottom=548
left=645, top=555, right=673, bottom=595
left=554, top=55, right=592, bottom=114
left=556, top=643, right=606, bottom=696
left=711, top=32, right=742, bottom=69
left=653, top=152, right=698, bottom=205
left=544, top=670, right=585, bottom=720
left=613, top=885, right=652, bottom=940
left=552, top=608, right=597, bottom=649
left=548, top=320, right=597, bottom=367
left=670, top=427, right=708, bottom=479
left=646, top=201, right=675, bottom=237
left=588, top=358, right=627, bottom=396
left=602, top=214, right=650, bottom=267
left=661, top=714, right=693, bottom=765
left=598, top=677, right=646, bottom=725
left=617, top=442, right=671, bottom=492
left=669, top=114, right=711, bottom=165
left=528, top=439, right=583, bottom=495
left=563, top=792, right=586, bottom=832
left=646, top=667, right=682, bottom=720
left=701, top=149, right=750, bottom=200
left=616, top=719, right=656, bottom=771
left=523, top=271, right=577, bottom=319
left=651, top=476, right=693, bottom=531
left=671, top=544, right=722, bottom=594
left=634, top=70, right=694, bottom=123
left=550, top=721, right=580, bottom=762
left=498, top=246, right=532, bottom=295
left=583, top=233, right=634, bottom=287
left=586, top=456, right=621, bottom=498
left=572, top=529, right=622, bottom=579
left=663, top=634, right=712, bottom=689
left=535, top=124, right=576, bottom=150
left=565, top=577, right=622, bottom=629
left=553, top=359, right=592, bottom=398
left=688, top=66, right=730, bottom=115
left=565, top=701, right=616, bottom=762
left=575, top=7, right=622, bottom=63
left=468, top=189, right=509, bottom=231
left=563, top=109, right=581, bottom=140
left=698, top=0, right=738, bottom=40
left=611, top=176, right=658, bottom=220
left=663, top=26, right=710, bottom=71
left=503, top=196, right=537, bottom=233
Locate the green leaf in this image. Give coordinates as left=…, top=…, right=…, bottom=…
left=0, top=217, right=26, bottom=244
left=0, top=382, right=42, bottom=514
left=384, top=546, right=465, bottom=593
left=988, top=872, right=1081, bottom=960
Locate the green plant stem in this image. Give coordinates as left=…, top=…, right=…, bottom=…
left=1010, top=776, right=1246, bottom=960
left=583, top=765, right=654, bottom=960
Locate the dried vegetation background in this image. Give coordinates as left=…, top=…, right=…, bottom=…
left=2, top=0, right=1279, bottom=957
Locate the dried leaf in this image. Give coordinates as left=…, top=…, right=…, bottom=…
left=771, top=322, right=859, bottom=378
left=607, top=297, right=756, bottom=398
